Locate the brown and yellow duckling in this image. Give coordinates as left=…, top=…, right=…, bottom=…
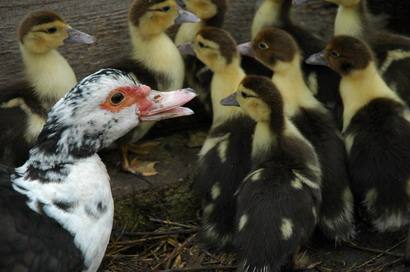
left=222, top=76, right=321, bottom=272
left=191, top=27, right=256, bottom=250
left=315, top=35, right=410, bottom=234
left=244, top=27, right=355, bottom=242
left=0, top=10, right=95, bottom=166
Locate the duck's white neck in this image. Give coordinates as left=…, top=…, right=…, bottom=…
left=252, top=120, right=276, bottom=159
left=174, top=21, right=204, bottom=46
left=129, top=23, right=185, bottom=91
left=20, top=44, right=77, bottom=109
left=12, top=154, right=113, bottom=272
left=252, top=0, right=283, bottom=39
left=272, top=56, right=322, bottom=117
left=334, top=3, right=365, bottom=37
left=340, top=63, right=402, bottom=130
left=211, top=61, right=245, bottom=126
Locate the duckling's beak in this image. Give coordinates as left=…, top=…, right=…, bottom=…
left=237, top=42, right=255, bottom=57
left=305, top=50, right=328, bottom=66
left=292, top=0, right=309, bottom=5
left=65, top=27, right=96, bottom=44
left=220, top=93, right=240, bottom=107
left=177, top=43, right=196, bottom=56
left=140, top=88, right=197, bottom=121
left=175, top=8, right=200, bottom=24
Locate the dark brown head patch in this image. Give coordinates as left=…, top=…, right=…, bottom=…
left=197, top=26, right=237, bottom=64
left=18, top=11, right=64, bottom=42
left=129, top=0, right=167, bottom=26
left=205, top=0, right=227, bottom=27
left=325, top=35, right=373, bottom=75
left=241, top=75, right=285, bottom=132
left=252, top=27, right=299, bottom=67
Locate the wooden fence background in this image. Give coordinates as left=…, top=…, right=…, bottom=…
left=0, top=0, right=333, bottom=89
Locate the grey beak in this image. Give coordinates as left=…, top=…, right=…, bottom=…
left=175, top=8, right=200, bottom=24
left=292, top=0, right=310, bottom=5
left=177, top=42, right=196, bottom=56
left=221, top=93, right=240, bottom=107
left=65, top=28, right=96, bottom=44
left=237, top=42, right=255, bottom=57
left=305, top=50, right=328, bottom=66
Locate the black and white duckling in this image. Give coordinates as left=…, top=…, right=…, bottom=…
left=315, top=35, right=410, bottom=233
left=221, top=76, right=321, bottom=272
left=248, top=27, right=355, bottom=242
left=111, top=0, right=199, bottom=175
left=175, top=0, right=228, bottom=115
left=244, top=0, right=341, bottom=120
left=0, top=68, right=196, bottom=272
left=191, top=27, right=255, bottom=249
left=0, top=11, right=95, bottom=166
left=304, top=0, right=410, bottom=107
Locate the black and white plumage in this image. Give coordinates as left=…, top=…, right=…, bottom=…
left=221, top=76, right=321, bottom=272
left=191, top=27, right=256, bottom=249
left=0, top=68, right=196, bottom=272
left=247, top=28, right=355, bottom=242
left=321, top=36, right=410, bottom=233
left=248, top=0, right=341, bottom=119
left=0, top=11, right=95, bottom=167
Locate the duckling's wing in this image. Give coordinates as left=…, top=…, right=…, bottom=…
left=0, top=178, right=85, bottom=271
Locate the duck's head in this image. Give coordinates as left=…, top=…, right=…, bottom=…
left=192, top=26, right=239, bottom=72
left=183, top=0, right=227, bottom=25
left=221, top=75, right=285, bottom=131
left=240, top=28, right=300, bottom=73
left=18, top=11, right=95, bottom=54
left=307, top=35, right=372, bottom=77
left=129, top=0, right=199, bottom=36
left=37, top=68, right=196, bottom=155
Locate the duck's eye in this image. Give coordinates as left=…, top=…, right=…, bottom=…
left=110, top=92, right=125, bottom=105
left=161, top=6, right=171, bottom=12
left=331, top=51, right=340, bottom=58
left=241, top=91, right=250, bottom=98
left=258, top=42, right=269, bottom=50
left=198, top=41, right=206, bottom=48
left=47, top=27, right=57, bottom=34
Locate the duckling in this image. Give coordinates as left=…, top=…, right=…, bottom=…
left=0, top=68, right=196, bottom=272
left=249, top=27, right=354, bottom=242
left=246, top=0, right=342, bottom=120
left=304, top=0, right=410, bottom=107
left=191, top=27, right=255, bottom=249
left=221, top=75, right=321, bottom=272
left=0, top=11, right=95, bottom=167
left=175, top=0, right=228, bottom=116
left=111, top=0, right=199, bottom=175
left=175, top=0, right=227, bottom=46
left=316, top=35, right=410, bottom=233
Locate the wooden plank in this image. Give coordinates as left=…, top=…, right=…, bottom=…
left=0, top=0, right=334, bottom=89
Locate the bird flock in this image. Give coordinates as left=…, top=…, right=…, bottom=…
left=0, top=0, right=409, bottom=271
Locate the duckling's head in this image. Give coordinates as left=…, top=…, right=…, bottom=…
left=252, top=27, right=300, bottom=73
left=18, top=11, right=95, bottom=54
left=322, top=35, right=372, bottom=76
left=193, top=27, right=238, bottom=72
left=222, top=75, right=285, bottom=131
left=129, top=0, right=199, bottom=36
left=183, top=0, right=227, bottom=24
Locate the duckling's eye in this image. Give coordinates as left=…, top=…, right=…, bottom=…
left=46, top=27, right=57, bottom=34
left=330, top=51, right=340, bottom=58
left=241, top=92, right=250, bottom=98
left=110, top=92, right=125, bottom=105
left=198, top=41, right=206, bottom=48
left=258, top=42, right=269, bottom=50
left=161, top=6, right=171, bottom=12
